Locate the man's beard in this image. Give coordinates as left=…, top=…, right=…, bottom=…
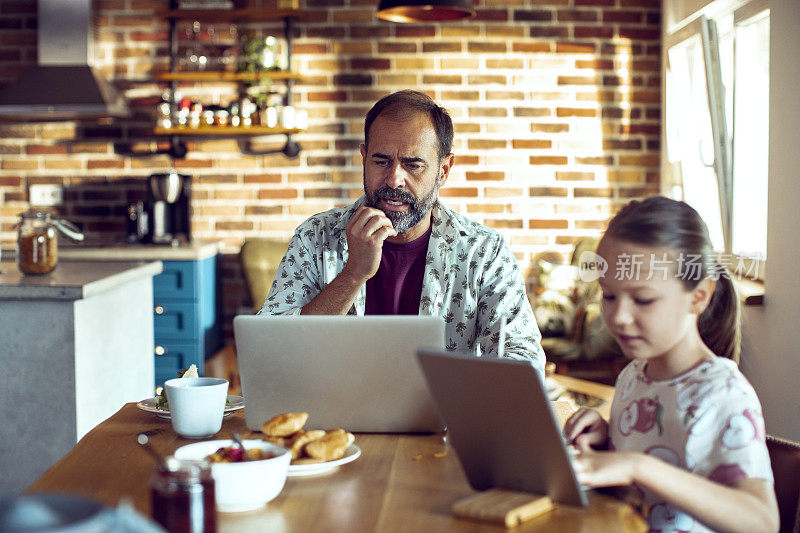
left=365, top=177, right=439, bottom=234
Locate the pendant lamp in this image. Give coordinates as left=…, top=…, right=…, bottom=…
left=376, top=0, right=475, bottom=23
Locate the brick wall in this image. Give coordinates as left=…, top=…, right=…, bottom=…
left=0, top=0, right=661, bottom=342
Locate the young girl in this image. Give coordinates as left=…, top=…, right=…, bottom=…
left=564, top=197, right=778, bottom=533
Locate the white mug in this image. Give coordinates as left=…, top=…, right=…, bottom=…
left=165, top=377, right=228, bottom=439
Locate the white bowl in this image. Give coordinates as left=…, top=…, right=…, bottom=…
left=174, top=440, right=290, bottom=513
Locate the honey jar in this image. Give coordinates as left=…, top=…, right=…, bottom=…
left=16, top=211, right=84, bottom=275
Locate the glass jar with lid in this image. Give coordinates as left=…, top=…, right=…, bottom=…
left=16, top=211, right=84, bottom=275
left=150, top=457, right=217, bottom=533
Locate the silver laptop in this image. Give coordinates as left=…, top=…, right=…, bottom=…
left=234, top=315, right=446, bottom=433
left=416, top=349, right=588, bottom=507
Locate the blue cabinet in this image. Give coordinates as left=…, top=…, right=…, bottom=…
left=153, top=255, right=219, bottom=387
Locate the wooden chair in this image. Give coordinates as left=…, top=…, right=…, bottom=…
left=767, top=434, right=800, bottom=533
left=239, top=238, right=290, bottom=313
left=207, top=239, right=289, bottom=394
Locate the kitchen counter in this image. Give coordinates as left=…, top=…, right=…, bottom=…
left=58, top=241, right=220, bottom=261
left=0, top=259, right=163, bottom=495
left=0, top=260, right=163, bottom=300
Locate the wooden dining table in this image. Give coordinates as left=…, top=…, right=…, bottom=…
left=27, top=394, right=645, bottom=532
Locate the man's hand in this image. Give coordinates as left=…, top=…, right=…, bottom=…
left=342, top=206, right=397, bottom=283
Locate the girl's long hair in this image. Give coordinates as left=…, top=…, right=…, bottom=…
left=602, top=196, right=741, bottom=363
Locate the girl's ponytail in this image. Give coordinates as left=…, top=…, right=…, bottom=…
left=697, top=263, right=741, bottom=363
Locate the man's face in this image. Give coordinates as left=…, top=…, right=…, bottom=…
left=361, top=112, right=450, bottom=236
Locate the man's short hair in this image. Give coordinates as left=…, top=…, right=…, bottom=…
left=364, top=90, right=454, bottom=163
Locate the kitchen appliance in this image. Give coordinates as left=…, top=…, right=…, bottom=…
left=0, top=0, right=129, bottom=119
left=127, top=171, right=191, bottom=245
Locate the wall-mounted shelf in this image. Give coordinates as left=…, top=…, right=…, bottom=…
left=155, top=71, right=303, bottom=82
left=155, top=1, right=304, bottom=159
left=153, top=126, right=302, bottom=135
left=159, top=8, right=305, bottom=23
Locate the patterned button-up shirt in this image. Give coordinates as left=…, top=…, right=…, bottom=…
left=259, top=197, right=544, bottom=372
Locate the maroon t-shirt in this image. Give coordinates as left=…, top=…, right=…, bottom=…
left=365, top=225, right=432, bottom=315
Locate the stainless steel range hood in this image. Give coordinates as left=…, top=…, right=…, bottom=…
left=0, top=0, right=129, bottom=120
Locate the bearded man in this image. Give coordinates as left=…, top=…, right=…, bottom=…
left=260, top=90, right=544, bottom=366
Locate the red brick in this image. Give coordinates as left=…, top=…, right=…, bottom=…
left=468, top=75, right=507, bottom=85
left=529, top=27, right=569, bottom=38
left=556, top=171, right=595, bottom=181
left=557, top=9, right=599, bottom=22
left=557, top=107, right=597, bottom=118
left=245, top=205, right=282, bottom=216
left=556, top=42, right=596, bottom=54
left=557, top=75, right=598, bottom=86
left=456, top=155, right=480, bottom=165
left=513, top=139, right=552, bottom=149
left=305, top=188, right=345, bottom=199
left=531, top=123, right=570, bottom=133
left=216, top=221, right=254, bottom=231
left=350, top=58, right=391, bottom=70
left=620, top=124, right=660, bottom=135
left=307, top=91, right=348, bottom=103
left=379, top=42, right=417, bottom=54
left=468, top=42, right=507, bottom=54
left=294, top=43, right=329, bottom=54
left=423, top=42, right=462, bottom=53
left=26, top=144, right=67, bottom=155
left=575, top=26, right=615, bottom=39
left=513, top=42, right=552, bottom=53
left=618, top=185, right=660, bottom=197
left=395, top=26, right=436, bottom=38
left=423, top=74, right=462, bottom=84
left=469, top=107, right=507, bottom=117
left=603, top=139, right=643, bottom=150
left=575, top=59, right=614, bottom=70
left=307, top=27, right=347, bottom=39
left=442, top=91, right=480, bottom=102
left=439, top=187, right=479, bottom=197
left=466, top=171, right=505, bottom=181
left=513, top=10, right=553, bottom=22
left=620, top=0, right=660, bottom=7
left=603, top=10, right=644, bottom=23
left=468, top=139, right=507, bottom=150
left=514, top=107, right=551, bottom=117
left=485, top=219, right=523, bottom=229
left=530, top=219, right=569, bottom=229
left=618, top=27, right=660, bottom=40
left=531, top=156, right=568, bottom=165
left=575, top=187, right=613, bottom=198
left=258, top=189, right=298, bottom=200
left=87, top=160, right=124, bottom=170
left=575, top=220, right=608, bottom=229
left=475, top=9, right=509, bottom=22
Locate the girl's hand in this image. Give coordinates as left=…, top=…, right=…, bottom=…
left=563, top=407, right=609, bottom=451
left=572, top=449, right=641, bottom=488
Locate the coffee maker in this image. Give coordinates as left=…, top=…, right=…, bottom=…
left=127, top=171, right=191, bottom=244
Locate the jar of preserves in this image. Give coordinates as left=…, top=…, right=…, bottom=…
left=16, top=211, right=84, bottom=275
left=151, top=458, right=217, bottom=533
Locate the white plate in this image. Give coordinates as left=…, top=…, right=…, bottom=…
left=288, top=444, right=361, bottom=477
left=137, top=395, right=244, bottom=419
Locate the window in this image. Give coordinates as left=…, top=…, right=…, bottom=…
left=663, top=0, right=769, bottom=277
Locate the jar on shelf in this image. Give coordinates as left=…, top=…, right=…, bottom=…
left=16, top=211, right=84, bottom=275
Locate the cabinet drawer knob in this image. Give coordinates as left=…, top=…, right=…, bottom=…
left=155, top=345, right=167, bottom=356
left=154, top=305, right=165, bottom=315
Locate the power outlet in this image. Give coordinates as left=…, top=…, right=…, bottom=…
left=29, top=184, right=64, bottom=206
